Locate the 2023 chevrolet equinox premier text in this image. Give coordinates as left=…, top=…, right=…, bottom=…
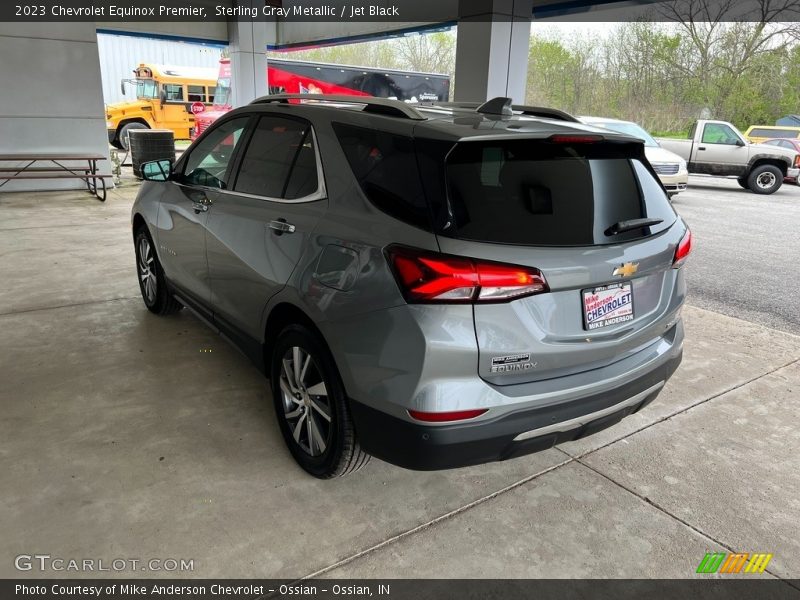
left=132, top=95, right=690, bottom=478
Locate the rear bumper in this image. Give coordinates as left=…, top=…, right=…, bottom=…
left=785, top=167, right=799, bottom=182
left=350, top=351, right=682, bottom=471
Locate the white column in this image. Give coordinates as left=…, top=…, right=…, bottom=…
left=454, top=0, right=533, bottom=103
left=227, top=8, right=273, bottom=107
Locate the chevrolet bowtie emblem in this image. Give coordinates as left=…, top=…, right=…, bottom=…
left=613, top=262, right=639, bottom=278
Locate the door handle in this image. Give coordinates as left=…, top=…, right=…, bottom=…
left=269, top=219, right=296, bottom=235
left=698, top=146, right=706, bottom=151
left=190, top=192, right=211, bottom=213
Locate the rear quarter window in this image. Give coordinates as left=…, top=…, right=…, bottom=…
left=440, top=139, right=676, bottom=246
left=332, top=123, right=432, bottom=231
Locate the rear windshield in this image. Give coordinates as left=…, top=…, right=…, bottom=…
left=435, top=139, right=676, bottom=246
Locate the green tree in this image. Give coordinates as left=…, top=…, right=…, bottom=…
left=526, top=35, right=600, bottom=113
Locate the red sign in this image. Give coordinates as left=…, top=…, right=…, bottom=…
left=190, top=102, right=205, bottom=115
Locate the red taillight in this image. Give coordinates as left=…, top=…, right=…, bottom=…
left=387, top=246, right=548, bottom=303
left=673, top=229, right=692, bottom=268
left=548, top=134, right=603, bottom=144
left=408, top=408, right=488, bottom=422
left=794, top=154, right=800, bottom=168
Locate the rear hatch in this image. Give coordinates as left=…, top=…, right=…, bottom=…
left=424, top=134, right=683, bottom=385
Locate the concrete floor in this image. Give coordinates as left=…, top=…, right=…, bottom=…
left=1, top=184, right=799, bottom=580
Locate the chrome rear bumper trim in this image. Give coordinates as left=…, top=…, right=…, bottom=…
left=512, top=381, right=665, bottom=442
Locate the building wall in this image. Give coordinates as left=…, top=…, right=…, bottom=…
left=97, top=33, right=224, bottom=106
left=0, top=22, right=111, bottom=192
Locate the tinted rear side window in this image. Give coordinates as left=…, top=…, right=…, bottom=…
left=233, top=116, right=318, bottom=199
left=442, top=140, right=676, bottom=246
left=333, top=123, right=431, bottom=230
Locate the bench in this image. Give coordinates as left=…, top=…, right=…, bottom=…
left=0, top=154, right=112, bottom=201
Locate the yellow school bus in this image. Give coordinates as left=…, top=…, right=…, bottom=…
left=106, top=63, right=218, bottom=149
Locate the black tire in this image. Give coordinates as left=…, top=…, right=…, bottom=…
left=134, top=228, right=182, bottom=316
left=270, top=324, right=370, bottom=478
left=110, top=138, right=125, bottom=150
left=119, top=122, right=148, bottom=151
left=747, top=164, right=783, bottom=194
left=737, top=176, right=748, bottom=189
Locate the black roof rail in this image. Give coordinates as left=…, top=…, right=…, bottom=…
left=249, top=93, right=427, bottom=120
left=417, top=98, right=579, bottom=122
left=420, top=101, right=481, bottom=110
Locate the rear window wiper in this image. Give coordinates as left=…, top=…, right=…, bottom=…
left=604, top=217, right=664, bottom=236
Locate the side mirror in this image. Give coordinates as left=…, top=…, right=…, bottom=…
left=141, top=160, right=172, bottom=182
left=120, top=80, right=127, bottom=96
left=160, top=89, right=168, bottom=104
left=736, top=138, right=746, bottom=147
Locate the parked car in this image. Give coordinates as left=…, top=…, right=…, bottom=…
left=132, top=95, right=690, bottom=478
left=743, top=125, right=800, bottom=145
left=580, top=116, right=688, bottom=198
left=761, top=138, right=800, bottom=183
left=658, top=120, right=800, bottom=194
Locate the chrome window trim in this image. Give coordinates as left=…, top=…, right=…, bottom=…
left=223, top=120, right=327, bottom=205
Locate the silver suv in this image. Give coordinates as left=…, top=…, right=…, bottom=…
left=132, top=95, right=690, bottom=478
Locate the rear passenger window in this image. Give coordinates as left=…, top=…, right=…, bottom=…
left=333, top=123, right=431, bottom=231
left=233, top=117, right=319, bottom=199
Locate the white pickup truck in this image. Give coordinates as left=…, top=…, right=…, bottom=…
left=657, top=119, right=800, bottom=194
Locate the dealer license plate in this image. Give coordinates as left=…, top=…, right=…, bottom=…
left=582, top=283, right=634, bottom=330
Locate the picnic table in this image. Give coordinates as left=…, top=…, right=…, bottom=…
left=0, top=153, right=111, bottom=201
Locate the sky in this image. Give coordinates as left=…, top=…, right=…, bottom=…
left=530, top=21, right=623, bottom=39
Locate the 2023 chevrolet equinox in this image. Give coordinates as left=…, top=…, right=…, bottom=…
left=132, top=95, right=690, bottom=478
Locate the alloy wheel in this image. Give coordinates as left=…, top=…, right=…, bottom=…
left=279, top=346, right=333, bottom=457
left=137, top=236, right=157, bottom=304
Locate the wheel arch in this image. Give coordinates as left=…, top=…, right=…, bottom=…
left=748, top=156, right=789, bottom=176
left=263, top=302, right=333, bottom=379
left=132, top=212, right=148, bottom=239
left=132, top=212, right=163, bottom=265
left=116, top=118, right=151, bottom=137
